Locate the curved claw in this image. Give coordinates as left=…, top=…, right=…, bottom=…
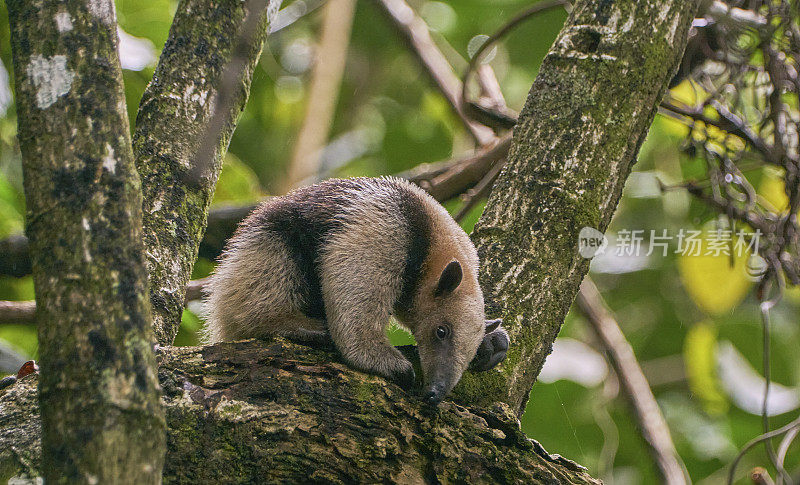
left=470, top=326, right=510, bottom=372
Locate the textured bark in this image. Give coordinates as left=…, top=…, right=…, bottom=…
left=0, top=340, right=600, bottom=484
left=134, top=0, right=280, bottom=346
left=6, top=0, right=165, bottom=482
left=470, top=0, right=699, bottom=415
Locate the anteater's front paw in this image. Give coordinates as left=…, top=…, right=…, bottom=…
left=470, top=326, right=509, bottom=372
left=390, top=361, right=417, bottom=391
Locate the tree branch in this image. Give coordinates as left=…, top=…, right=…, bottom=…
left=373, top=0, right=496, bottom=146
left=470, top=0, right=700, bottom=415
left=133, top=0, right=281, bottom=345
left=577, top=278, right=686, bottom=485
left=0, top=339, right=601, bottom=484
left=7, top=0, right=164, bottom=481
left=0, top=280, right=208, bottom=325
left=422, top=134, right=512, bottom=202
left=0, top=300, right=35, bottom=325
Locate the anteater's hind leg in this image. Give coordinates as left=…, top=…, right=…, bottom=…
left=205, top=236, right=303, bottom=343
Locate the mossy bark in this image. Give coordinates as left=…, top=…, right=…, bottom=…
left=133, top=0, right=281, bottom=345
left=1, top=340, right=601, bottom=484
left=6, top=0, right=165, bottom=482
left=470, top=0, right=699, bottom=415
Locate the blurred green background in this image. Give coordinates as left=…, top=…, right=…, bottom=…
left=0, top=1, right=798, bottom=483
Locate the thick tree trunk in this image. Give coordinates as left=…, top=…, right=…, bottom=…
left=469, top=0, right=699, bottom=415
left=0, top=340, right=600, bottom=484
left=134, top=0, right=280, bottom=345
left=6, top=0, right=164, bottom=482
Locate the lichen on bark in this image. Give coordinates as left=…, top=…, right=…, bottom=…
left=134, top=0, right=281, bottom=345
left=0, top=340, right=602, bottom=484
left=6, top=0, right=164, bottom=482
left=470, top=0, right=700, bottom=414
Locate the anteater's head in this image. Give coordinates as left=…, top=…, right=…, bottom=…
left=406, top=259, right=501, bottom=405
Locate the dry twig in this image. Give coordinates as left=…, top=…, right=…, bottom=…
left=577, top=279, right=687, bottom=485
left=374, top=0, right=496, bottom=145
left=284, top=0, right=357, bottom=190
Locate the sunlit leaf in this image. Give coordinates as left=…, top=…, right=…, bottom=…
left=677, top=232, right=753, bottom=315
left=669, top=79, right=707, bottom=106
left=684, top=321, right=728, bottom=415
left=758, top=168, right=789, bottom=212
left=656, top=111, right=691, bottom=138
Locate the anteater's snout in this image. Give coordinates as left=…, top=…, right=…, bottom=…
left=422, top=385, right=445, bottom=406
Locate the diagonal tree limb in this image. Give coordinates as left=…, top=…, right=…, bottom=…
left=373, top=0, right=496, bottom=146
left=468, top=0, right=700, bottom=415
left=133, top=0, right=281, bottom=345
left=577, top=278, right=687, bottom=485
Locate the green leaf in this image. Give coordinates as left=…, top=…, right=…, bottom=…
left=758, top=167, right=789, bottom=213
left=386, top=319, right=415, bottom=346
left=211, top=154, right=264, bottom=206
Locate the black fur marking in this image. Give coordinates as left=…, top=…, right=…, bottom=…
left=394, top=186, right=432, bottom=314
left=232, top=178, right=432, bottom=322
left=247, top=180, right=368, bottom=320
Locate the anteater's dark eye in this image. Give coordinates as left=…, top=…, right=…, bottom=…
left=436, top=325, right=450, bottom=340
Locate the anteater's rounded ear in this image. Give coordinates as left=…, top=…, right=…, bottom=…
left=485, top=318, right=502, bottom=333
left=435, top=260, right=462, bottom=296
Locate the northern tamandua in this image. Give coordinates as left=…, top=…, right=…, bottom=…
left=204, top=177, right=508, bottom=404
